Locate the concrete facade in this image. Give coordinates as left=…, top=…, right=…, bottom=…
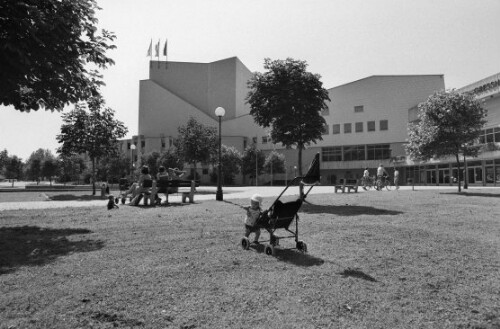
left=119, top=56, right=500, bottom=186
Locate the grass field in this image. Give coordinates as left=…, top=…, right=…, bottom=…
left=1, top=189, right=499, bottom=328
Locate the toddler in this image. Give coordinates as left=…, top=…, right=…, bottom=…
left=243, top=194, right=263, bottom=244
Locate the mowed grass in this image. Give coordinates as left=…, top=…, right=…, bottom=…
left=1, top=189, right=499, bottom=329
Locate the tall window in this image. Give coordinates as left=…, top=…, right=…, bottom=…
left=367, top=144, right=391, bottom=160
left=344, top=123, right=352, bottom=134
left=262, top=136, right=268, bottom=144
left=141, top=141, right=145, bottom=148
left=332, top=124, right=340, bottom=134
left=380, top=120, right=388, bottom=131
left=322, top=123, right=329, bottom=135
left=354, top=105, right=364, bottom=113
left=343, top=145, right=365, bottom=161
left=368, top=121, right=375, bottom=131
left=355, top=122, right=363, bottom=133
left=322, top=146, right=342, bottom=162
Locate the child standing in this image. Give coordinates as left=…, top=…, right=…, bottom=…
left=244, top=194, right=263, bottom=244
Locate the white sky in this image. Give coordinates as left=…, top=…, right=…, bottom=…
left=1, top=0, right=499, bottom=160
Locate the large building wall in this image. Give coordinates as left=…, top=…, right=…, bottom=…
left=321, top=75, right=445, bottom=146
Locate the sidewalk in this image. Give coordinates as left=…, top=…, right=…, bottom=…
left=0, top=185, right=467, bottom=211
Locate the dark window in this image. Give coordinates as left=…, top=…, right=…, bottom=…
left=332, top=124, right=340, bottom=134
left=322, top=124, right=329, bottom=135
left=368, top=121, right=375, bottom=131
left=343, top=145, right=365, bottom=161
left=367, top=144, right=391, bottom=160
left=161, top=139, right=166, bottom=148
left=252, top=137, right=257, bottom=144
left=495, top=128, right=500, bottom=143
left=354, top=105, right=364, bottom=113
left=202, top=168, right=209, bottom=175
left=344, top=123, right=352, bottom=134
left=380, top=120, right=388, bottom=131
left=127, top=143, right=131, bottom=150
left=322, top=146, right=342, bottom=162
left=141, top=141, right=145, bottom=148
left=262, top=136, right=268, bottom=144
left=486, top=128, right=494, bottom=143
left=355, top=122, right=363, bottom=133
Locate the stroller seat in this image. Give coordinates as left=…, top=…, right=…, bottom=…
left=268, top=199, right=303, bottom=229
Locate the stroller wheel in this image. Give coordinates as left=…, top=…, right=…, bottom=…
left=297, top=240, right=308, bottom=253
left=241, top=237, right=250, bottom=250
left=264, top=244, right=275, bottom=256
left=121, top=197, right=126, bottom=205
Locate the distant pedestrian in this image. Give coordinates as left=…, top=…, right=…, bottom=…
left=394, top=167, right=400, bottom=190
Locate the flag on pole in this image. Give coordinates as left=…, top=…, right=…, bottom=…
left=154, top=40, right=160, bottom=58
left=163, top=39, right=168, bottom=56
left=146, top=39, right=152, bottom=57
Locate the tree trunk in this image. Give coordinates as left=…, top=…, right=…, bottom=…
left=455, top=153, right=461, bottom=193
left=297, top=143, right=304, bottom=198
left=92, top=157, right=96, bottom=195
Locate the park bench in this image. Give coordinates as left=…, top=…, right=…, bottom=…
left=156, top=178, right=200, bottom=205
left=334, top=178, right=359, bottom=193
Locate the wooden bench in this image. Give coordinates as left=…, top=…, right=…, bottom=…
left=156, top=179, right=200, bottom=204
left=334, top=179, right=359, bottom=193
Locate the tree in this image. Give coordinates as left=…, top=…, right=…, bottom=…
left=25, top=148, right=56, bottom=182
left=59, top=154, right=86, bottom=184
left=0, top=149, right=8, bottom=173
left=159, top=148, right=184, bottom=171
left=406, top=90, right=486, bottom=192
left=264, top=150, right=286, bottom=184
left=4, top=155, right=24, bottom=180
left=0, top=0, right=116, bottom=112
left=41, top=157, right=59, bottom=185
left=57, top=96, right=128, bottom=194
left=246, top=58, right=330, bottom=176
left=241, top=144, right=266, bottom=184
left=141, top=151, right=162, bottom=177
left=174, top=117, right=217, bottom=178
left=220, top=145, right=242, bottom=185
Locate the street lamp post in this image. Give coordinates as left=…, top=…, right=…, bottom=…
left=215, top=107, right=225, bottom=201
left=130, top=144, right=136, bottom=175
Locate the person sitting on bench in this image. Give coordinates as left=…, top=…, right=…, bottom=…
left=121, top=166, right=154, bottom=205
left=167, top=167, right=186, bottom=193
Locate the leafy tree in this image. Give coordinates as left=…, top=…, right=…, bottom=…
left=264, top=150, right=286, bottom=176
left=241, top=144, right=266, bottom=184
left=57, top=96, right=128, bottom=194
left=25, top=148, right=56, bottom=182
left=97, top=153, right=130, bottom=184
left=59, top=154, right=86, bottom=184
left=0, top=149, right=8, bottom=173
left=159, top=148, right=184, bottom=171
left=141, top=151, right=162, bottom=177
left=174, top=117, right=217, bottom=178
left=0, top=0, right=116, bottom=112
left=246, top=58, right=330, bottom=176
left=406, top=90, right=486, bottom=192
left=4, top=155, right=24, bottom=180
left=41, top=157, right=59, bottom=185
left=220, top=145, right=242, bottom=185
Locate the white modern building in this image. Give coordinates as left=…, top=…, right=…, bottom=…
left=119, top=57, right=500, bottom=186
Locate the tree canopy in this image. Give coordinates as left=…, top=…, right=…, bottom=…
left=174, top=117, right=217, bottom=176
left=57, top=96, right=127, bottom=194
left=406, top=90, right=486, bottom=192
left=0, top=0, right=116, bottom=111
left=246, top=58, right=330, bottom=175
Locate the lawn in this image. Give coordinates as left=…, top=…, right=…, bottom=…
left=1, top=189, right=499, bottom=328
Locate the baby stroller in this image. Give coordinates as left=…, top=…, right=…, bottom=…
left=241, top=153, right=321, bottom=256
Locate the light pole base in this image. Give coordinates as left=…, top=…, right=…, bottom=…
left=216, top=188, right=223, bottom=201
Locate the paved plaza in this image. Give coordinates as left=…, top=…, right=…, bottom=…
left=0, top=184, right=474, bottom=211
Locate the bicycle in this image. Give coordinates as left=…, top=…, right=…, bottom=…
left=376, top=176, right=393, bottom=191
left=361, top=176, right=376, bottom=190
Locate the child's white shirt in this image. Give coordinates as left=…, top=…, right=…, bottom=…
left=245, top=207, right=261, bottom=227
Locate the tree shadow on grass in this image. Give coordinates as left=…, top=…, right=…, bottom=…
left=0, top=226, right=104, bottom=275
left=48, top=194, right=104, bottom=201
left=300, top=203, right=403, bottom=216
left=440, top=192, right=500, bottom=198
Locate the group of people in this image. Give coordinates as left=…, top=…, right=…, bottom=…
left=363, top=164, right=400, bottom=190
left=119, top=165, right=186, bottom=206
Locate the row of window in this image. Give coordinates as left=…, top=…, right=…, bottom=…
left=323, top=120, right=388, bottom=135
left=478, top=127, right=500, bottom=144
left=322, top=144, right=391, bottom=162
left=322, top=105, right=365, bottom=116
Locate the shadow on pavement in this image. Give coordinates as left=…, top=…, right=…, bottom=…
left=440, top=192, right=500, bottom=198
left=0, top=226, right=104, bottom=275
left=300, top=203, right=403, bottom=216
left=48, top=194, right=105, bottom=201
